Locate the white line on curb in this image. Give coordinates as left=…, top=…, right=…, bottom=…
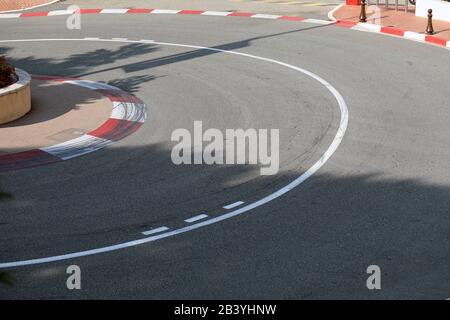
left=351, top=23, right=382, bottom=33
left=303, top=18, right=334, bottom=25
left=404, top=31, right=426, bottom=42
left=100, top=9, right=129, bottom=14
left=48, top=10, right=75, bottom=16
left=0, top=13, right=20, bottom=18
left=151, top=9, right=180, bottom=14
left=201, top=11, right=232, bottom=16
left=327, top=3, right=344, bottom=22
left=251, top=14, right=281, bottom=20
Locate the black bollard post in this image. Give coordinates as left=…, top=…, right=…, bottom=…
left=359, top=0, right=367, bottom=23
left=426, top=9, right=434, bottom=35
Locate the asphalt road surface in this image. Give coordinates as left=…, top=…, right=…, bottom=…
left=0, top=12, right=449, bottom=299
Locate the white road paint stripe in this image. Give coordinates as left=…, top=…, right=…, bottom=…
left=111, top=38, right=128, bottom=41
left=151, top=9, right=180, bottom=14
left=251, top=14, right=281, bottom=19
left=185, top=214, right=209, bottom=223
left=446, top=40, right=450, bottom=48
left=139, top=39, right=155, bottom=43
left=0, top=13, right=21, bottom=18
left=142, top=226, right=170, bottom=236
left=40, top=134, right=112, bottom=160
left=100, top=9, right=129, bottom=14
left=83, top=37, right=100, bottom=40
left=47, top=10, right=75, bottom=16
left=352, top=23, right=382, bottom=33
left=201, top=11, right=231, bottom=16
left=110, top=101, right=146, bottom=123
left=64, top=80, right=121, bottom=91
left=404, top=31, right=426, bottom=42
left=223, top=201, right=245, bottom=210
left=0, top=38, right=349, bottom=269
left=328, top=3, right=344, bottom=22
left=302, top=18, right=334, bottom=25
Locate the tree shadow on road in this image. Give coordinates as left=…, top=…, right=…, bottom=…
left=0, top=179, right=13, bottom=287
left=0, top=140, right=449, bottom=298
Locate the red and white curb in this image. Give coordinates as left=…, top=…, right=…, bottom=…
left=0, top=8, right=449, bottom=49
left=334, top=19, right=450, bottom=48
left=0, top=75, right=147, bottom=172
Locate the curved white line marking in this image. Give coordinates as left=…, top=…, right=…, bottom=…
left=0, top=38, right=349, bottom=268
left=327, top=3, right=344, bottom=22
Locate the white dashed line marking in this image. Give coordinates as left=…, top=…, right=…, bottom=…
left=185, top=214, right=209, bottom=223
left=223, top=201, right=245, bottom=210
left=142, top=226, right=170, bottom=236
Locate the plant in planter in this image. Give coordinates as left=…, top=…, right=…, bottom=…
left=0, top=56, right=16, bottom=89
left=0, top=58, right=31, bottom=124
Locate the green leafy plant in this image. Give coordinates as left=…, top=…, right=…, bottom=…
left=0, top=56, right=16, bottom=89
left=0, top=191, right=12, bottom=200
left=0, top=271, right=14, bottom=286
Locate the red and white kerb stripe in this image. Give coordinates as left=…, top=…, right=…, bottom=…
left=0, top=76, right=147, bottom=172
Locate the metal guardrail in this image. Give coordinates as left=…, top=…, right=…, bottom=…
left=367, top=0, right=415, bottom=12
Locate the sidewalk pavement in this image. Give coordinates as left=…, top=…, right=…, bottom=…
left=332, top=4, right=450, bottom=41
left=0, top=78, right=111, bottom=153
left=0, top=0, right=57, bottom=12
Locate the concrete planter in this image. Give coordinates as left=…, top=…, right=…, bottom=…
left=0, top=68, right=31, bottom=124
